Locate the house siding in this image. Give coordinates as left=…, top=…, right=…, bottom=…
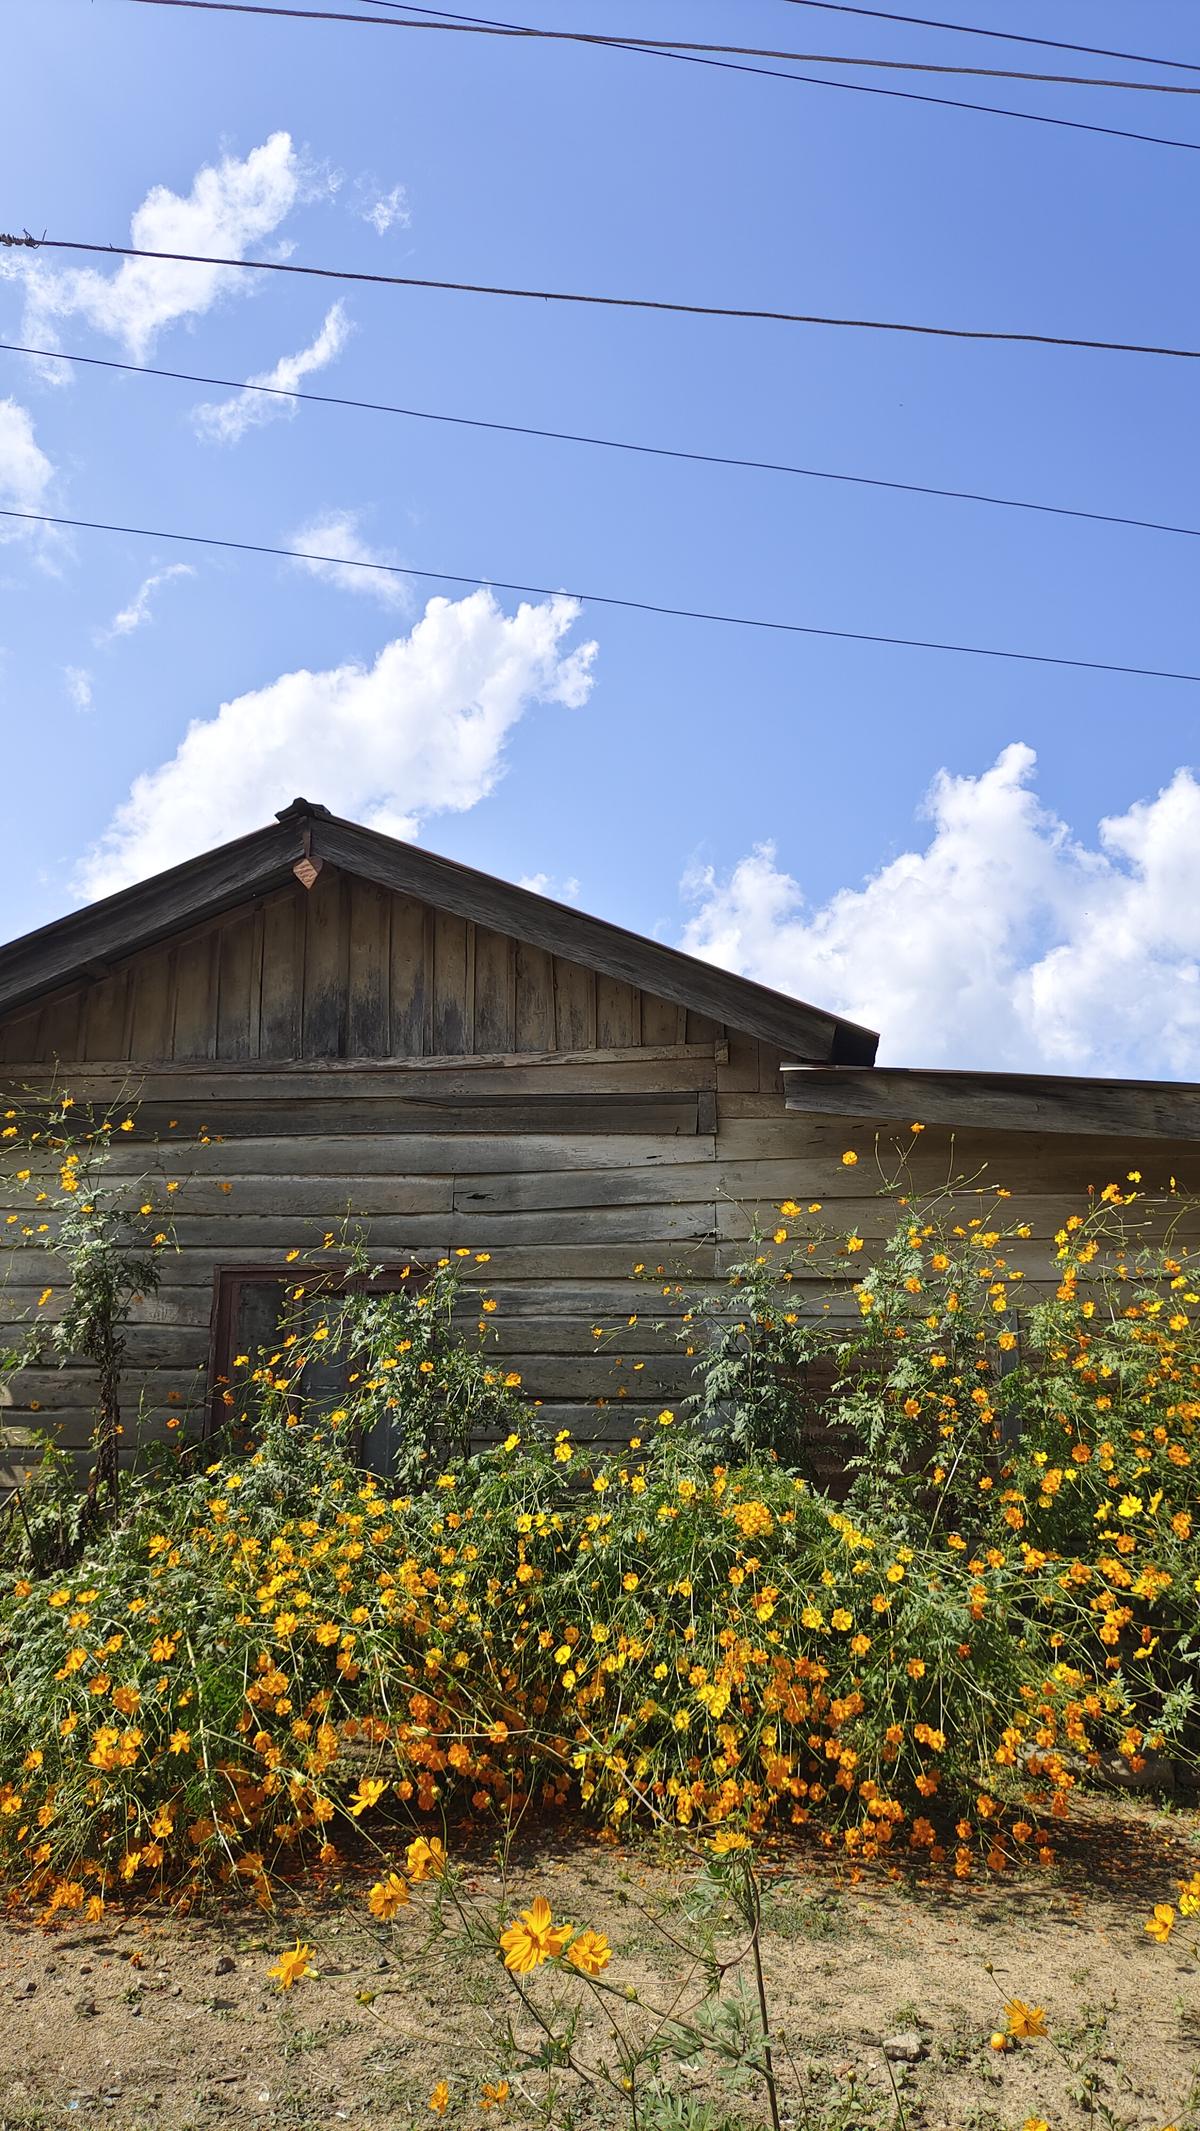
left=3, top=873, right=1197, bottom=1483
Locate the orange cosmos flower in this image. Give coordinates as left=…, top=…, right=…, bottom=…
left=565, top=1929, right=612, bottom=1977
left=1004, top=1999, right=1047, bottom=2040
left=368, top=1873, right=409, bottom=1920
left=499, top=1897, right=572, bottom=1975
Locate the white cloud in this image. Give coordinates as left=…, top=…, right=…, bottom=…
left=0, top=397, right=53, bottom=529
left=99, top=562, right=194, bottom=641
left=192, top=302, right=353, bottom=444
left=359, top=183, right=410, bottom=237
left=286, top=509, right=412, bottom=608
left=64, top=666, right=93, bottom=711
left=77, top=590, right=597, bottom=898
left=519, top=872, right=581, bottom=903
left=16, top=133, right=305, bottom=362
left=679, top=744, right=1200, bottom=1078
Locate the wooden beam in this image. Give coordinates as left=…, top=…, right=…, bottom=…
left=782, top=1066, right=1200, bottom=1141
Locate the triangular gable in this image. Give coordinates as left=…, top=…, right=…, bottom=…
left=0, top=800, right=878, bottom=1065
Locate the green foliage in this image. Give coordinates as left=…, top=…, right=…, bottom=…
left=2, top=1094, right=168, bottom=1517
left=0, top=1156, right=1197, bottom=1922
left=0, top=1436, right=88, bottom=1576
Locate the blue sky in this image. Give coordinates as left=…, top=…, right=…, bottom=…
left=2, top=0, right=1199, bottom=1072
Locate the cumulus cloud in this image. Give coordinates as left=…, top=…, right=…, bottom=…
left=192, top=302, right=353, bottom=443
left=77, top=590, right=597, bottom=898
left=286, top=509, right=412, bottom=608
left=0, top=397, right=53, bottom=530
left=15, top=133, right=306, bottom=362
left=99, top=562, right=194, bottom=641
left=64, top=666, right=93, bottom=711
left=679, top=744, right=1200, bottom=1078
left=358, top=183, right=410, bottom=236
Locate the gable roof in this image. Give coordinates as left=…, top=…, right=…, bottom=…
left=0, top=800, right=879, bottom=1065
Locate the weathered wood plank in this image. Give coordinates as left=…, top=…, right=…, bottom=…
left=454, top=1160, right=730, bottom=1212
left=124, top=1202, right=716, bottom=1247
left=783, top=1066, right=1200, bottom=1143
left=347, top=879, right=390, bottom=1057
left=216, top=914, right=256, bottom=1062
left=640, top=993, right=682, bottom=1047
left=19, top=1132, right=715, bottom=1178
left=87, top=1094, right=704, bottom=1138
left=553, top=958, right=594, bottom=1054
left=171, top=934, right=217, bottom=1063
left=259, top=892, right=301, bottom=1058
left=11, top=1242, right=721, bottom=1283
left=515, top=943, right=555, bottom=1053
left=716, top=1035, right=766, bottom=1094
left=83, top=970, right=130, bottom=1062
left=389, top=894, right=429, bottom=1056
left=595, top=975, right=636, bottom=1049
left=3, top=1052, right=721, bottom=1099
left=472, top=927, right=515, bottom=1054
left=300, top=868, right=345, bottom=1058
left=128, top=949, right=174, bottom=1062
left=685, top=1011, right=721, bottom=1046
left=38, top=990, right=85, bottom=1065
left=432, top=911, right=470, bottom=1056
left=0, top=1008, right=41, bottom=1064
left=6, top=1350, right=692, bottom=1408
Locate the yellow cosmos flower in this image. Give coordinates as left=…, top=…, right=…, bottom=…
left=350, top=1777, right=387, bottom=1817
left=1144, top=1904, right=1175, bottom=1942
left=406, top=1835, right=446, bottom=1882
left=499, top=1896, right=572, bottom=1974
left=428, top=2083, right=449, bottom=2114
left=269, top=1940, right=316, bottom=1990
left=841, top=1150, right=858, bottom=1166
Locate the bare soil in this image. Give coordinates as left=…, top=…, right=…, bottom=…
left=1, top=1800, right=1197, bottom=2131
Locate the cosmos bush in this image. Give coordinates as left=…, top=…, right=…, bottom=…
left=0, top=1147, right=1198, bottom=1921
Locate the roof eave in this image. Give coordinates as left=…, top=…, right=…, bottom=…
left=0, top=819, right=305, bottom=1018
left=781, top=1064, right=1200, bottom=1140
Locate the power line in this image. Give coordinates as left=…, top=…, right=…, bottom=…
left=772, top=0, right=1200, bottom=77
left=6, top=337, right=1198, bottom=548
left=109, top=0, right=1200, bottom=90
left=4, top=503, right=1198, bottom=684
left=112, top=0, right=1200, bottom=153
left=7, top=237, right=1199, bottom=361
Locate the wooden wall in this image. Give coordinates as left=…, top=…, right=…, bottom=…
left=0, top=870, right=722, bottom=1067
left=4, top=863, right=1198, bottom=1484
left=3, top=1021, right=1199, bottom=1485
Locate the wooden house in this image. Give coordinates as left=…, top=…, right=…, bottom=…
left=1, top=797, right=1198, bottom=1482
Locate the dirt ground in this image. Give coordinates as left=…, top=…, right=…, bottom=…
left=1, top=1800, right=1197, bottom=2131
